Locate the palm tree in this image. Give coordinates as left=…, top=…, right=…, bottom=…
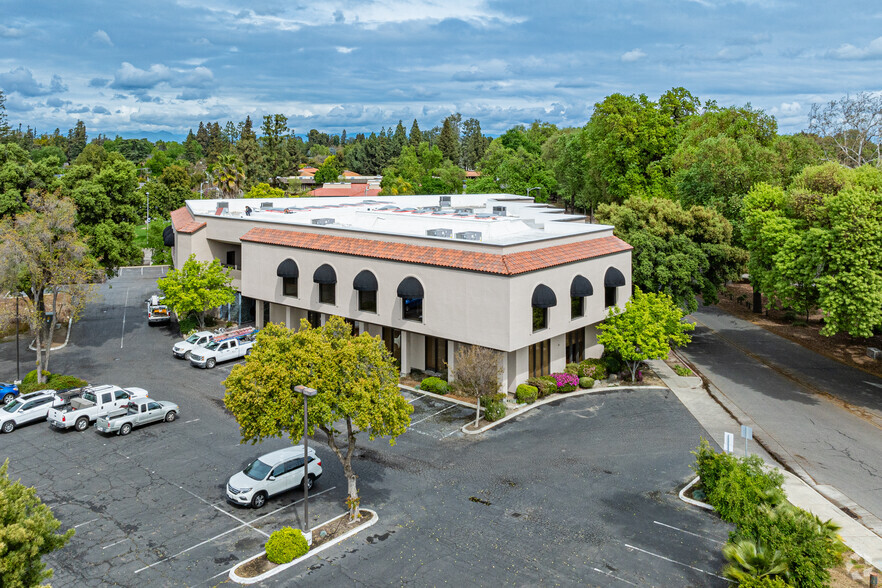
left=723, top=538, right=788, bottom=583
left=215, top=154, right=246, bottom=198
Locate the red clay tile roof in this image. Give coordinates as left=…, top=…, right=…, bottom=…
left=308, top=186, right=382, bottom=197
left=170, top=206, right=207, bottom=233
left=240, top=228, right=631, bottom=275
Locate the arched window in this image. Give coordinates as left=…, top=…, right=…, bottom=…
left=570, top=275, right=593, bottom=319
left=313, top=264, right=337, bottom=305
left=397, top=277, right=424, bottom=322
left=353, top=270, right=378, bottom=313
left=277, top=259, right=299, bottom=297
left=604, top=267, right=626, bottom=308
left=531, top=284, right=557, bottom=332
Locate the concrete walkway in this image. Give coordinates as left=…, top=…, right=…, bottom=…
left=648, top=358, right=882, bottom=569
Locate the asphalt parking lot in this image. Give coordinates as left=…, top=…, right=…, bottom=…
left=0, top=269, right=730, bottom=587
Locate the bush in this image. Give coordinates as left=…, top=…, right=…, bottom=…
left=178, top=316, right=199, bottom=335
left=20, top=371, right=88, bottom=394
left=673, top=364, right=693, bottom=376
left=737, top=577, right=789, bottom=588
left=420, top=376, right=449, bottom=395
left=550, top=372, right=579, bottom=393
left=577, top=359, right=607, bottom=380
left=515, top=384, right=538, bottom=404
left=564, top=363, right=580, bottom=376
left=526, top=376, right=557, bottom=398
left=265, top=526, right=309, bottom=564
left=579, top=377, right=594, bottom=389
left=480, top=393, right=507, bottom=421
left=602, top=352, right=624, bottom=375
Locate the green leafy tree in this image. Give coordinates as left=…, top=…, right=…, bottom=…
left=438, top=115, right=460, bottom=164
left=722, top=538, right=789, bottom=584
left=214, top=153, right=246, bottom=198
left=0, top=142, right=63, bottom=217
left=597, top=287, right=695, bottom=381
left=146, top=219, right=172, bottom=265
left=313, top=154, right=343, bottom=185
left=157, top=254, right=236, bottom=328
left=0, top=89, right=10, bottom=142
left=468, top=138, right=557, bottom=200
left=408, top=119, right=422, bottom=147
left=223, top=318, right=413, bottom=521
left=0, top=459, right=75, bottom=587
left=0, top=192, right=98, bottom=382
left=595, top=197, right=747, bottom=312
left=460, top=117, right=486, bottom=170
left=244, top=182, right=286, bottom=199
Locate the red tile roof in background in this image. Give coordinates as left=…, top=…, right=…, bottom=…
left=241, top=228, right=631, bottom=275
left=170, top=206, right=207, bottom=233
left=308, top=185, right=382, bottom=197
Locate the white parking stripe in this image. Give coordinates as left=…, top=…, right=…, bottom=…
left=102, top=538, right=128, bottom=550
left=624, top=544, right=731, bottom=582
left=409, top=405, right=456, bottom=427
left=653, top=520, right=725, bottom=545
left=183, top=418, right=200, bottom=424
left=74, top=517, right=99, bottom=528
left=120, top=288, right=129, bottom=349
left=592, top=567, right=639, bottom=586
left=407, top=393, right=427, bottom=403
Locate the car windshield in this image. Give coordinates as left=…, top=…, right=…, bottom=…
left=205, top=341, right=220, bottom=350
left=243, top=459, right=272, bottom=480
left=82, top=392, right=97, bottom=403
left=186, top=334, right=200, bottom=344
left=2, top=400, right=21, bottom=412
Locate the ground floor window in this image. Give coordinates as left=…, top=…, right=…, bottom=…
left=307, top=311, right=321, bottom=329
left=382, top=327, right=401, bottom=366
left=529, top=339, right=551, bottom=378
left=566, top=328, right=585, bottom=364
left=425, top=336, right=448, bottom=373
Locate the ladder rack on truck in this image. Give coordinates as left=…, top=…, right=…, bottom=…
left=211, top=327, right=258, bottom=343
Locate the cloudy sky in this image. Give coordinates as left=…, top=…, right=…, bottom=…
left=2, top=0, right=881, bottom=139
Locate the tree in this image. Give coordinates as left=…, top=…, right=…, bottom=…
left=0, top=89, right=9, bottom=142
left=722, top=538, right=788, bottom=584
left=0, top=459, right=74, bottom=586
left=146, top=219, right=172, bottom=265
left=157, top=254, right=237, bottom=328
left=260, top=114, right=295, bottom=184
left=460, top=118, right=485, bottom=169
left=450, top=344, right=503, bottom=427
left=809, top=92, right=882, bottom=168
left=595, top=197, right=747, bottom=312
left=66, top=120, right=87, bottom=161
left=438, top=115, right=460, bottom=164
left=597, top=287, right=695, bottom=382
left=408, top=119, right=422, bottom=147
left=223, top=318, right=413, bottom=521
left=245, top=182, right=286, bottom=199
left=468, top=138, right=557, bottom=199
left=215, top=154, right=245, bottom=198
left=0, top=143, right=63, bottom=218
left=0, top=192, right=98, bottom=382
left=313, top=155, right=342, bottom=185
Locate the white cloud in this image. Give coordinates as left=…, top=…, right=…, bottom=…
left=779, top=101, right=800, bottom=114
left=0, top=25, right=25, bottom=38
left=110, top=62, right=214, bottom=91
left=621, top=48, right=646, bottom=62
left=828, top=36, right=882, bottom=60
left=0, top=67, right=61, bottom=96
left=92, top=29, right=113, bottom=46
left=336, top=46, right=355, bottom=54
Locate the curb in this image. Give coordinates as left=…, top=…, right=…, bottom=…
left=28, top=317, right=73, bottom=352
left=462, top=385, right=669, bottom=435
left=228, top=509, right=378, bottom=584
left=678, top=476, right=715, bottom=511
left=399, top=383, right=481, bottom=410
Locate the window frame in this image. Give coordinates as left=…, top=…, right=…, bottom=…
left=319, top=282, right=336, bottom=305
left=282, top=277, right=298, bottom=297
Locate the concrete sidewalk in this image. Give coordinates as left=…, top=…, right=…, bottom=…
left=648, top=359, right=882, bottom=570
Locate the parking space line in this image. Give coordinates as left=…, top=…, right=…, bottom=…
left=591, top=567, right=639, bottom=586
left=120, top=288, right=129, bottom=349
left=409, top=405, right=457, bottom=427
left=133, top=486, right=335, bottom=575
left=407, top=393, right=427, bottom=403
left=102, top=538, right=128, bottom=550
left=183, top=418, right=200, bottom=424
left=653, top=520, right=725, bottom=545
left=624, top=544, right=731, bottom=582
left=74, top=518, right=99, bottom=528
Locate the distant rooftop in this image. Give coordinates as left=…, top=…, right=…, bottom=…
left=183, top=194, right=611, bottom=246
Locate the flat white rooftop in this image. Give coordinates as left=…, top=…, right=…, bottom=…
left=186, top=193, right=612, bottom=246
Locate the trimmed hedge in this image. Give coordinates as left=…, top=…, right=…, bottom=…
left=579, top=377, right=594, bottom=389
left=526, top=376, right=557, bottom=398
left=420, top=377, right=449, bottom=395
left=601, top=352, right=624, bottom=375
left=564, top=362, right=580, bottom=376
left=265, top=526, right=309, bottom=564
left=480, top=393, right=507, bottom=421
left=515, top=384, right=538, bottom=404
left=20, top=370, right=88, bottom=394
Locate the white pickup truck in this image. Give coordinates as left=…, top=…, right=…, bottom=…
left=172, top=331, right=215, bottom=359
left=147, top=295, right=171, bottom=324
left=189, top=337, right=255, bottom=369
left=47, top=385, right=149, bottom=432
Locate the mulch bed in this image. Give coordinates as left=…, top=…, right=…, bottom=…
left=235, top=510, right=375, bottom=579
left=714, top=283, right=882, bottom=378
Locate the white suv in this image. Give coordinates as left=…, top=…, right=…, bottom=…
left=1, top=392, right=64, bottom=433
left=226, top=446, right=322, bottom=509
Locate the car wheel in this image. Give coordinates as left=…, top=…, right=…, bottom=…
left=206, top=358, right=216, bottom=369
left=1, top=420, right=14, bottom=434
left=245, top=349, right=252, bottom=357
left=1, top=393, right=13, bottom=405
left=120, top=423, right=132, bottom=436
left=75, top=417, right=89, bottom=432
left=251, top=492, right=267, bottom=509
left=305, top=474, right=315, bottom=491
left=165, top=411, right=176, bottom=422
left=184, top=351, right=191, bottom=360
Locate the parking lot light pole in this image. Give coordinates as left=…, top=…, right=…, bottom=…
left=293, top=384, right=318, bottom=537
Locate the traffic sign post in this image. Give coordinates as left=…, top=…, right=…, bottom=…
left=723, top=432, right=734, bottom=454
left=741, top=425, right=753, bottom=456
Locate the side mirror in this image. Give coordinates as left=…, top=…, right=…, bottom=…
left=268, top=476, right=276, bottom=481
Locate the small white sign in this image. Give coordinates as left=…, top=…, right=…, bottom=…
left=723, top=432, right=734, bottom=454
left=741, top=425, right=753, bottom=440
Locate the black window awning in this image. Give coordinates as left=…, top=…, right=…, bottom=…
left=605, top=267, right=626, bottom=288
left=397, top=277, right=424, bottom=299
left=353, top=270, right=378, bottom=292
left=162, top=225, right=175, bottom=247
left=571, top=275, right=593, bottom=298
left=531, top=284, right=557, bottom=308
left=276, top=259, right=299, bottom=278
left=313, top=264, right=337, bottom=284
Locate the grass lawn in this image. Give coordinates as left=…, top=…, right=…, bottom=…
left=133, top=224, right=148, bottom=248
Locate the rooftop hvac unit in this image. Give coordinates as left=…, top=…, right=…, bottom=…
left=455, top=207, right=474, bottom=215
left=455, top=231, right=483, bottom=241
left=475, top=213, right=493, bottom=218
left=492, top=206, right=507, bottom=216
left=311, top=218, right=335, bottom=225
left=439, top=196, right=452, bottom=207
left=426, top=228, right=453, bottom=238
left=260, top=201, right=273, bottom=209
left=417, top=206, right=440, bottom=213
left=216, top=202, right=229, bottom=210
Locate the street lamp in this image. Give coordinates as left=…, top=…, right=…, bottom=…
left=526, top=186, right=542, bottom=201
left=293, top=384, right=318, bottom=539
left=145, top=191, right=150, bottom=224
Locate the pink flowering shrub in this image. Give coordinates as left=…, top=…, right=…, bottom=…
left=550, top=372, right=579, bottom=393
